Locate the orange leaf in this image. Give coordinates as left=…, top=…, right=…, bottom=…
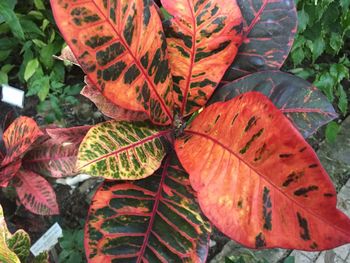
left=162, top=0, right=243, bottom=116
left=50, top=0, right=174, bottom=125
left=175, top=92, right=350, bottom=250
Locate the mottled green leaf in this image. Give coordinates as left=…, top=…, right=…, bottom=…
left=77, top=121, right=170, bottom=180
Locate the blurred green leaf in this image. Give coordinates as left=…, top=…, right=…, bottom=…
left=283, top=256, right=295, bottom=263
left=326, top=121, right=341, bottom=144
left=0, top=1, right=24, bottom=40
left=0, top=71, right=8, bottom=84
left=24, top=58, right=39, bottom=81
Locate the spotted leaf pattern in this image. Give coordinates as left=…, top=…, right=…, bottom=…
left=175, top=92, right=350, bottom=250
left=0, top=160, right=21, bottom=187
left=209, top=71, right=338, bottom=137
left=81, top=79, right=149, bottom=122
left=1, top=117, right=43, bottom=166
left=77, top=121, right=170, bottom=180
left=50, top=0, right=174, bottom=125
left=0, top=205, right=22, bottom=263
left=85, top=154, right=211, bottom=262
left=162, top=0, right=243, bottom=116
left=23, top=139, right=79, bottom=178
left=7, top=230, right=31, bottom=263
left=223, top=0, right=297, bottom=82
left=14, top=169, right=59, bottom=215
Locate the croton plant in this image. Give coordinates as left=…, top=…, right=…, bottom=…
left=1, top=0, right=350, bottom=262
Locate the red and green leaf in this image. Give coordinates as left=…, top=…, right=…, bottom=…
left=81, top=79, right=149, bottom=122
left=1, top=117, right=43, bottom=166
left=46, top=125, right=91, bottom=145
left=162, top=0, right=243, bottom=116
left=14, top=169, right=59, bottom=215
left=0, top=161, right=21, bottom=187
left=222, top=0, right=297, bottom=82
left=23, top=139, right=79, bottom=178
left=85, top=154, right=211, bottom=262
left=175, top=92, right=350, bottom=250
left=209, top=71, right=338, bottom=137
left=77, top=121, right=170, bottom=180
left=50, top=0, right=174, bottom=125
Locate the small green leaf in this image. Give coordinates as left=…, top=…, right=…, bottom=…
left=0, top=71, right=8, bottom=84
left=37, top=76, right=50, bottom=101
left=34, top=0, right=45, bottom=10
left=298, top=9, right=309, bottom=32
left=312, top=37, right=325, bottom=62
left=330, top=32, right=343, bottom=53
left=0, top=2, right=24, bottom=40
left=337, top=84, right=348, bottom=114
left=24, top=59, right=39, bottom=81
left=326, top=121, right=341, bottom=144
left=291, top=47, right=305, bottom=66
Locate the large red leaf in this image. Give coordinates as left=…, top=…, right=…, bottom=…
left=175, top=92, right=350, bottom=250
left=222, top=0, right=297, bottom=82
left=1, top=117, right=43, bottom=166
left=161, top=0, right=243, bottom=116
left=85, top=154, right=211, bottom=262
left=50, top=0, right=174, bottom=125
left=209, top=71, right=338, bottom=137
left=22, top=139, right=79, bottom=178
left=14, top=169, right=59, bottom=215
left=81, top=79, right=149, bottom=122
left=0, top=161, right=21, bottom=187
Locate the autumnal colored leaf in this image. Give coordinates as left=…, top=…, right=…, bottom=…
left=175, top=92, right=350, bottom=250
left=23, top=139, right=79, bottom=178
left=222, top=0, right=297, bottom=82
left=209, top=71, right=337, bottom=137
left=1, top=117, right=43, bottom=166
left=46, top=125, right=91, bottom=145
left=85, top=154, right=211, bottom=262
left=0, top=160, right=21, bottom=187
left=77, top=121, right=170, bottom=180
left=50, top=0, right=174, bottom=125
left=0, top=204, right=24, bottom=263
left=162, top=0, right=243, bottom=116
left=81, top=79, right=149, bottom=122
left=14, top=169, right=59, bottom=215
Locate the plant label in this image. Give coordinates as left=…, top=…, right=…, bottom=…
left=30, top=222, right=63, bottom=257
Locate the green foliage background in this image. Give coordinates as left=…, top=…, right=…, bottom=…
left=0, top=0, right=84, bottom=124
left=286, top=0, right=350, bottom=142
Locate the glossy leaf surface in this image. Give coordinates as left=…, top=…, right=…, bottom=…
left=77, top=121, right=170, bottom=180
left=81, top=80, right=149, bottom=122
left=175, top=92, right=350, bottom=250
left=50, top=0, right=174, bottom=125
left=14, top=169, right=59, bottom=215
left=209, top=71, right=337, bottom=137
left=223, top=0, right=297, bottom=81
left=1, top=117, right=43, bottom=166
left=0, top=160, right=21, bottom=187
left=85, top=154, right=211, bottom=262
left=0, top=205, right=21, bottom=263
left=162, top=0, right=243, bottom=116
left=23, top=139, right=79, bottom=178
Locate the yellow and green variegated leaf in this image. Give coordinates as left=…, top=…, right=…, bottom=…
left=77, top=121, right=171, bottom=180
left=162, top=0, right=243, bottom=116
left=7, top=230, right=31, bottom=263
left=85, top=154, right=211, bottom=262
left=50, top=0, right=174, bottom=125
left=0, top=205, right=25, bottom=263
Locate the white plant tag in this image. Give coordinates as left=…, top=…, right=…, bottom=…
left=1, top=84, right=24, bottom=108
left=30, top=222, right=63, bottom=257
